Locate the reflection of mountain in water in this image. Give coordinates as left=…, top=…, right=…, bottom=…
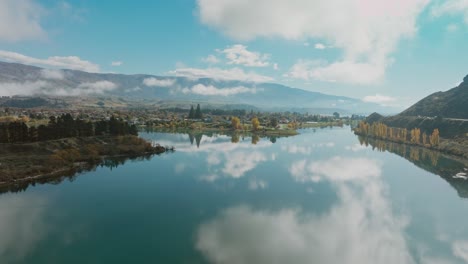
left=0, top=154, right=160, bottom=195
left=359, top=136, right=468, bottom=198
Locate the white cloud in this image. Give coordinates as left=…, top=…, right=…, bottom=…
left=197, top=0, right=429, bottom=84
left=0, top=50, right=100, bottom=72
left=142, top=77, right=176, bottom=87
left=0, top=0, right=46, bottom=42
left=0, top=80, right=50, bottom=96
left=220, top=44, right=270, bottom=67
left=283, top=60, right=322, bottom=80
left=314, top=43, right=326, bottom=49
left=40, top=69, right=65, bottom=80
left=432, top=0, right=468, bottom=24
left=74, top=81, right=117, bottom=95
left=182, top=84, right=262, bottom=96
left=124, top=87, right=142, bottom=93
left=202, top=54, right=220, bottom=64
left=0, top=80, right=117, bottom=96
left=363, top=94, right=397, bottom=104
left=171, top=67, right=274, bottom=82
left=273, top=63, right=279, bottom=70
left=111, top=61, right=123, bottom=66
left=285, top=59, right=389, bottom=85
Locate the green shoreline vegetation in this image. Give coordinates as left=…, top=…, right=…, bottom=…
left=0, top=114, right=172, bottom=188
left=144, top=105, right=346, bottom=136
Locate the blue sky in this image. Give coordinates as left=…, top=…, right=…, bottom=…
left=0, top=0, right=467, bottom=109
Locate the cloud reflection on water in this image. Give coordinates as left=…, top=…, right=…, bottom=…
left=196, top=157, right=415, bottom=264
left=0, top=193, right=49, bottom=262
left=155, top=134, right=274, bottom=181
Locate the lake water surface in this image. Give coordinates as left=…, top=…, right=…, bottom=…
left=2, top=126, right=468, bottom=263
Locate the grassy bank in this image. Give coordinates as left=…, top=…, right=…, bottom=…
left=0, top=135, right=168, bottom=186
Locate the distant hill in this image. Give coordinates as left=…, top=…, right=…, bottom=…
left=0, top=61, right=395, bottom=114
left=365, top=112, right=384, bottom=123
left=399, top=75, right=468, bottom=119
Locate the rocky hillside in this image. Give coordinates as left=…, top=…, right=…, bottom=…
left=399, top=75, right=468, bottom=119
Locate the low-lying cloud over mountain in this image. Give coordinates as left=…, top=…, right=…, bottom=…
left=0, top=61, right=398, bottom=114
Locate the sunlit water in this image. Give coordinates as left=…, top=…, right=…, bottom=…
left=2, top=126, right=468, bottom=264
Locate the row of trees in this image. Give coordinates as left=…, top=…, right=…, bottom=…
left=0, top=114, right=138, bottom=143
left=231, top=117, right=278, bottom=130
left=355, top=121, right=440, bottom=147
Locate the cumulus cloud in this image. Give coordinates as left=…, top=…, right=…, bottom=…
left=0, top=80, right=117, bottom=96
left=171, top=67, right=273, bottom=82
left=181, top=84, right=262, bottom=96
left=40, top=69, right=65, bottom=80
left=0, top=50, right=100, bottom=72
left=142, top=77, right=176, bottom=87
left=363, top=94, right=397, bottom=105
left=0, top=0, right=46, bottom=42
left=202, top=54, right=220, bottom=64
left=285, top=59, right=389, bottom=85
left=197, top=0, right=429, bottom=84
left=432, top=0, right=468, bottom=24
left=220, top=44, right=270, bottom=67
left=111, top=61, right=123, bottom=66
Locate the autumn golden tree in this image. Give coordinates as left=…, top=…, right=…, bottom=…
left=251, top=117, right=260, bottom=131
left=422, top=133, right=428, bottom=146
left=231, top=117, right=241, bottom=130
left=430, top=128, right=440, bottom=146
left=410, top=128, right=421, bottom=144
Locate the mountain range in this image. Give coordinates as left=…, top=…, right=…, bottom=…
left=0, top=61, right=394, bottom=114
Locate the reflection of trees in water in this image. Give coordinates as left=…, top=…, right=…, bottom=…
left=231, top=134, right=240, bottom=143
left=360, top=136, right=439, bottom=166
left=359, top=136, right=468, bottom=198
left=188, top=133, right=203, bottom=148
left=0, top=154, right=162, bottom=195
left=251, top=135, right=260, bottom=145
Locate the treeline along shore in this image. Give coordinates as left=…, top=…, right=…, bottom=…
left=354, top=121, right=468, bottom=159
left=0, top=114, right=173, bottom=188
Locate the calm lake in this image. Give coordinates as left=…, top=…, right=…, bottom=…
left=2, top=126, right=468, bottom=264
